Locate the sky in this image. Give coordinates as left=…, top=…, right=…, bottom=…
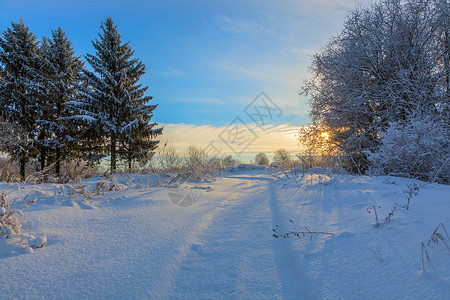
left=0, top=0, right=372, bottom=161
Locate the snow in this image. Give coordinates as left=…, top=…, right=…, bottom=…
left=0, top=169, right=449, bottom=299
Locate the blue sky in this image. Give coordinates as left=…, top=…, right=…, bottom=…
left=0, top=0, right=371, bottom=159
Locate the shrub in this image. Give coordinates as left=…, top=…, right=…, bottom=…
left=222, top=155, right=239, bottom=168
left=0, top=184, right=24, bottom=236
left=368, top=118, right=450, bottom=183
left=255, top=153, right=269, bottom=166
left=0, top=184, right=47, bottom=250
left=156, top=144, right=182, bottom=172
left=60, top=160, right=100, bottom=183
left=185, top=146, right=208, bottom=170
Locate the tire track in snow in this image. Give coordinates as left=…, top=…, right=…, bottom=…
left=151, top=177, right=266, bottom=299
left=150, top=192, right=237, bottom=298
left=268, top=178, right=317, bottom=299
left=159, top=175, right=290, bottom=298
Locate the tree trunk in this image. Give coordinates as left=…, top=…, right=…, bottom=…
left=20, top=155, right=26, bottom=182
left=56, top=148, right=61, bottom=177
left=56, top=100, right=62, bottom=177
left=40, top=148, right=46, bottom=171
left=111, top=134, right=116, bottom=173
left=128, top=153, right=132, bottom=172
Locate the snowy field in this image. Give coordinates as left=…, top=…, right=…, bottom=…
left=1, top=167, right=449, bottom=299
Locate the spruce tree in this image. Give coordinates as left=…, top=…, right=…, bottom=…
left=40, top=27, right=84, bottom=175
left=0, top=59, right=5, bottom=88
left=0, top=20, right=43, bottom=181
left=70, top=17, right=162, bottom=172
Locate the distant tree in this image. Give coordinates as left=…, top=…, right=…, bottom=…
left=157, top=143, right=182, bottom=171
left=39, top=27, right=85, bottom=175
left=273, top=149, right=291, bottom=167
left=223, top=155, right=239, bottom=168
left=185, top=146, right=207, bottom=170
left=69, top=17, right=162, bottom=172
left=255, top=153, right=269, bottom=166
left=0, top=20, right=43, bottom=181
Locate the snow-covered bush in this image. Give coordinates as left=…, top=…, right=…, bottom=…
left=368, top=119, right=449, bottom=183
left=0, top=184, right=24, bottom=236
left=205, top=156, right=223, bottom=171
left=0, top=184, right=46, bottom=249
left=236, top=164, right=266, bottom=171
left=255, top=153, right=269, bottom=166
left=92, top=176, right=123, bottom=194
left=222, top=155, right=239, bottom=168
left=59, top=159, right=100, bottom=183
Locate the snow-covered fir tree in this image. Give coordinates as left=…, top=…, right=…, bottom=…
left=39, top=27, right=84, bottom=176
left=0, top=19, right=43, bottom=181
left=0, top=56, right=5, bottom=87
left=69, top=17, right=162, bottom=172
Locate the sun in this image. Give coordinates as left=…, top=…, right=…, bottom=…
left=321, top=132, right=330, bottom=141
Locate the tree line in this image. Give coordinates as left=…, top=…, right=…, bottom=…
left=0, top=17, right=162, bottom=181
left=302, top=0, right=449, bottom=183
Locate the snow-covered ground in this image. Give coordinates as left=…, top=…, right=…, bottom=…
left=1, top=168, right=449, bottom=299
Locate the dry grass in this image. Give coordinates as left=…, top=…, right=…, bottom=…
left=421, top=223, right=450, bottom=279
left=273, top=220, right=335, bottom=240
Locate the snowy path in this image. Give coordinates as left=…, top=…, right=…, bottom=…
left=158, top=175, right=284, bottom=298
left=1, top=171, right=449, bottom=299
